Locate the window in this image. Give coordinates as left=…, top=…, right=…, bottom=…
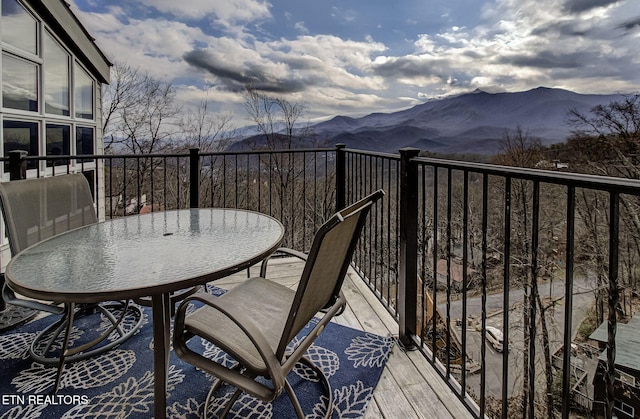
left=2, top=53, right=38, bottom=112
left=82, top=170, right=95, bottom=199
left=3, top=119, right=38, bottom=170
left=76, top=126, right=94, bottom=161
left=44, top=32, right=70, bottom=116
left=616, top=369, right=636, bottom=387
left=46, top=123, right=70, bottom=166
left=1, top=0, right=98, bottom=178
left=74, top=64, right=94, bottom=119
left=614, top=400, right=635, bottom=418
left=1, top=0, right=37, bottom=55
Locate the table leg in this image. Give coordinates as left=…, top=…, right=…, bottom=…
left=152, top=293, right=171, bottom=419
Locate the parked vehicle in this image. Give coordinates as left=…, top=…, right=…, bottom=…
left=486, top=326, right=504, bottom=352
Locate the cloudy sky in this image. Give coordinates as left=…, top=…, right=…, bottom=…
left=69, top=0, right=640, bottom=127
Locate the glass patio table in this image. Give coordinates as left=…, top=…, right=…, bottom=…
left=4, top=208, right=284, bottom=418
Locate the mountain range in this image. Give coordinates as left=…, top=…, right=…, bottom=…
left=231, top=87, right=626, bottom=155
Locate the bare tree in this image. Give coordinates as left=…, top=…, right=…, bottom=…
left=102, top=62, right=180, bottom=155
left=569, top=93, right=640, bottom=178
left=568, top=94, right=640, bottom=419
left=493, top=126, right=559, bottom=418
left=177, top=100, right=235, bottom=153
left=243, top=87, right=313, bottom=149
left=102, top=62, right=181, bottom=214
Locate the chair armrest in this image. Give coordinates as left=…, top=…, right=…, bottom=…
left=259, top=247, right=308, bottom=278
left=2, top=283, right=65, bottom=315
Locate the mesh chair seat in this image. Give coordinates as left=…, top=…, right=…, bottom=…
left=173, top=189, right=384, bottom=418
left=185, top=277, right=295, bottom=374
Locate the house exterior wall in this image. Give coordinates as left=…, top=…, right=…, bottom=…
left=0, top=0, right=110, bottom=268
left=592, top=362, right=640, bottom=419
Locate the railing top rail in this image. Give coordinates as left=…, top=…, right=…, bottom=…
left=12, top=147, right=640, bottom=194
left=415, top=156, right=640, bottom=195
left=18, top=153, right=190, bottom=160
left=199, top=147, right=336, bottom=157
left=341, top=147, right=640, bottom=194
left=342, top=148, right=401, bottom=161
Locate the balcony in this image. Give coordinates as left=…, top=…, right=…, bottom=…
left=2, top=145, right=639, bottom=418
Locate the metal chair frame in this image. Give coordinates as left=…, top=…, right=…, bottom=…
left=173, top=189, right=384, bottom=418
left=0, top=174, right=143, bottom=391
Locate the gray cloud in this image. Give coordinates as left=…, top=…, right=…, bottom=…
left=372, top=56, right=450, bottom=81
left=183, top=49, right=308, bottom=94
left=618, top=17, right=640, bottom=32
left=463, top=50, right=484, bottom=60
left=563, top=0, right=620, bottom=14
left=504, top=51, right=591, bottom=69
left=530, top=21, right=591, bottom=38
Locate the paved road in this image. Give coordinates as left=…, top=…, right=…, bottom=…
left=437, top=275, right=597, bottom=397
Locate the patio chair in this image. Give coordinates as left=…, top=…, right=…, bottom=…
left=0, top=174, right=143, bottom=391
left=173, top=189, right=384, bottom=418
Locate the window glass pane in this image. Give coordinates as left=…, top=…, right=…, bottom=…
left=3, top=119, right=38, bottom=171
left=46, top=123, right=70, bottom=166
left=82, top=170, right=95, bottom=199
left=2, top=53, right=38, bottom=112
left=1, top=0, right=37, bottom=55
left=44, top=33, right=70, bottom=116
left=74, top=65, right=94, bottom=119
left=76, top=126, right=94, bottom=162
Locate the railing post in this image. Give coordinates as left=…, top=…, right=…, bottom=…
left=8, top=150, right=28, bottom=181
left=399, top=147, right=420, bottom=349
left=335, top=144, right=346, bottom=211
left=189, top=148, right=200, bottom=208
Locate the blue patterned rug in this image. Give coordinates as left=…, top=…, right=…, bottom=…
left=0, top=297, right=394, bottom=418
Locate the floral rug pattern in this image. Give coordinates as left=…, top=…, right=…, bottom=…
left=0, top=301, right=394, bottom=418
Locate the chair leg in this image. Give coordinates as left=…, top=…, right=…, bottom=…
left=297, top=356, right=333, bottom=419
left=30, top=302, right=143, bottom=366
left=284, top=379, right=305, bottom=419
left=218, top=388, right=243, bottom=419
left=203, top=363, right=243, bottom=419
left=53, top=303, right=76, bottom=393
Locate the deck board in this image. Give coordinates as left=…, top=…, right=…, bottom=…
left=213, top=257, right=474, bottom=419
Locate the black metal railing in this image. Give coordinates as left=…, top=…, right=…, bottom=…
left=3, top=144, right=638, bottom=419
left=338, top=146, right=640, bottom=419
left=3, top=147, right=336, bottom=251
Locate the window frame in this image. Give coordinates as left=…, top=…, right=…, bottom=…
left=616, top=369, right=636, bottom=387
left=1, top=0, right=99, bottom=179
left=1, top=0, right=39, bottom=56
left=43, top=30, right=71, bottom=117
left=614, top=400, right=635, bottom=418
left=73, top=61, right=94, bottom=120
left=2, top=51, right=40, bottom=113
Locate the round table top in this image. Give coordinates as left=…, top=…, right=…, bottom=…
left=5, top=208, right=284, bottom=303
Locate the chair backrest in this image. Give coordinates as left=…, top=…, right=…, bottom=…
left=276, top=189, right=384, bottom=358
left=0, top=174, right=97, bottom=254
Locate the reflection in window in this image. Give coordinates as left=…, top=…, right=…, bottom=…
left=82, top=170, right=95, bottom=199
left=74, top=65, right=94, bottom=119
left=1, top=0, right=37, bottom=55
left=46, top=123, right=70, bottom=166
left=2, top=53, right=38, bottom=112
left=3, top=120, right=38, bottom=171
left=44, top=32, right=70, bottom=116
left=76, top=126, right=94, bottom=162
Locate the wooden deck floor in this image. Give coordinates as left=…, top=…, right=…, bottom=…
left=215, top=257, right=474, bottom=419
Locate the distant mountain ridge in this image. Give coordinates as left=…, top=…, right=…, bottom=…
left=231, top=87, right=626, bottom=155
